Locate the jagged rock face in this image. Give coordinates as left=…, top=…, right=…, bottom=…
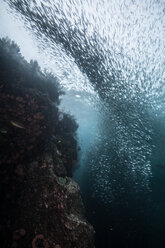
left=0, top=85, right=58, bottom=165
left=0, top=37, right=95, bottom=247
left=0, top=152, right=95, bottom=248
left=0, top=83, right=77, bottom=176
left=0, top=87, right=95, bottom=247
left=23, top=158, right=95, bottom=248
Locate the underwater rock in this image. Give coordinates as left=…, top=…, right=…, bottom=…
left=3, top=153, right=95, bottom=248
left=32, top=234, right=49, bottom=248
left=0, top=38, right=95, bottom=247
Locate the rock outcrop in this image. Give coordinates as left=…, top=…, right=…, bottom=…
left=0, top=149, right=95, bottom=248
left=0, top=37, right=95, bottom=248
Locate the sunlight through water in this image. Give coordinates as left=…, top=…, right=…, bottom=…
left=3, top=0, right=165, bottom=202
left=1, top=1, right=165, bottom=246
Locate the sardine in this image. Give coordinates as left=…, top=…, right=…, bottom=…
left=10, top=121, right=25, bottom=129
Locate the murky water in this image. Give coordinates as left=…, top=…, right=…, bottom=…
left=1, top=0, right=165, bottom=247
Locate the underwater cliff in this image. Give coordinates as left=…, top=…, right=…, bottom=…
left=0, top=37, right=95, bottom=248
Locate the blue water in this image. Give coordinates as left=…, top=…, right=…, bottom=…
left=64, top=96, right=165, bottom=248
left=1, top=0, right=165, bottom=247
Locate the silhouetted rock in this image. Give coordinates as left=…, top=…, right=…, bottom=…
left=0, top=37, right=95, bottom=248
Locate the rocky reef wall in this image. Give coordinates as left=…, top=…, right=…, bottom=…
left=0, top=37, right=95, bottom=248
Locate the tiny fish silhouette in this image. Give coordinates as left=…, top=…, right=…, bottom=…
left=10, top=121, right=25, bottom=129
